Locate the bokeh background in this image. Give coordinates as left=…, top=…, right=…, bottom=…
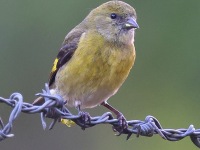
left=1, top=0, right=200, bottom=150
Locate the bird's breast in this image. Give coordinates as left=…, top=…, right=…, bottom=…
left=55, top=31, right=136, bottom=108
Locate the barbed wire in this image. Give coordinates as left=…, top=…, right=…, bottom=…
left=0, top=83, right=200, bottom=148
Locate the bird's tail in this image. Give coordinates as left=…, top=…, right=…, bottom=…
left=32, top=88, right=56, bottom=105
left=32, top=96, right=45, bottom=105
left=32, top=93, right=76, bottom=128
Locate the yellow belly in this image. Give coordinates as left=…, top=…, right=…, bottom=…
left=55, top=31, right=135, bottom=109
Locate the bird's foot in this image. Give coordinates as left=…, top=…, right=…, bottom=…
left=78, top=111, right=91, bottom=130
left=113, top=113, right=128, bottom=134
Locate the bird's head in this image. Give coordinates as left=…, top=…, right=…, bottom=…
left=85, top=1, right=139, bottom=45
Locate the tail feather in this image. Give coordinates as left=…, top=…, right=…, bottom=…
left=32, top=96, right=45, bottom=105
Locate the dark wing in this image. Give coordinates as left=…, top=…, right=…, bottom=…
left=49, top=29, right=84, bottom=87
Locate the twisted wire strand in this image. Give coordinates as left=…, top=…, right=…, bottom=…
left=0, top=83, right=200, bottom=148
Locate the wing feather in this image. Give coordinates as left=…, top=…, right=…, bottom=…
left=48, top=28, right=85, bottom=87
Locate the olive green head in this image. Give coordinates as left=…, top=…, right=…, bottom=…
left=85, top=1, right=139, bottom=44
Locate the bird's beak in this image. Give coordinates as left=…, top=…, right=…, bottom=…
left=124, top=17, right=139, bottom=30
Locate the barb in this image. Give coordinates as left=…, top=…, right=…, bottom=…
left=0, top=93, right=23, bottom=141
left=0, top=83, right=200, bottom=148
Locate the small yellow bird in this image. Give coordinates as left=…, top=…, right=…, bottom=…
left=34, top=1, right=139, bottom=125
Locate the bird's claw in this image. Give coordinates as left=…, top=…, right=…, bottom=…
left=113, top=113, right=128, bottom=134
left=117, top=113, right=128, bottom=128
left=78, top=111, right=91, bottom=130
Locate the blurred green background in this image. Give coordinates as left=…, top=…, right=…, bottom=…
left=1, top=0, right=200, bottom=150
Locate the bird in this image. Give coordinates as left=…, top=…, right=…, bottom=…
left=33, top=0, right=139, bottom=127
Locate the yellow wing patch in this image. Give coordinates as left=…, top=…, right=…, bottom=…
left=49, top=58, right=59, bottom=86
left=51, top=58, right=59, bottom=73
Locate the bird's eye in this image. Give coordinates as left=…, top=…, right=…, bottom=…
left=110, top=13, right=117, bottom=19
